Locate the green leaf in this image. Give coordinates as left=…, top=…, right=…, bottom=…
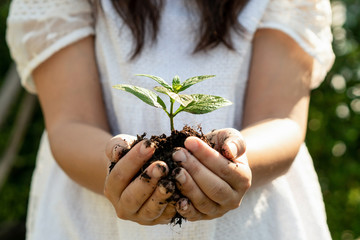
left=180, top=94, right=232, bottom=114
left=172, top=75, right=182, bottom=92
left=169, top=93, right=193, bottom=107
left=154, top=86, right=193, bottom=107
left=113, top=84, right=166, bottom=110
left=154, top=86, right=169, bottom=95
left=178, top=75, right=216, bottom=92
left=136, top=74, right=173, bottom=91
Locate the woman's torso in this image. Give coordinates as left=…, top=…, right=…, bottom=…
left=26, top=1, right=332, bottom=239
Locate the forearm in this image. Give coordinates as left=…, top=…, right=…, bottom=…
left=48, top=121, right=112, bottom=194
left=32, top=37, right=113, bottom=194
left=240, top=29, right=313, bottom=188
left=241, top=118, right=303, bottom=188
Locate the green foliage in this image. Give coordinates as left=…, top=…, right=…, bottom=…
left=113, top=74, right=232, bottom=131
left=0, top=1, right=11, bottom=82
left=306, top=0, right=360, bottom=239
left=113, top=84, right=167, bottom=109
left=179, top=94, right=231, bottom=114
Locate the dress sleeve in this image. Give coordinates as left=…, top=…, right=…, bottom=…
left=6, top=0, right=95, bottom=94
left=259, top=0, right=335, bottom=89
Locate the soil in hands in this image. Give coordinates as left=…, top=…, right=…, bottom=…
left=110, top=125, right=212, bottom=226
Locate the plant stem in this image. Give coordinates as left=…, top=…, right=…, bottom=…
left=170, top=115, right=174, bottom=132
left=169, top=99, right=175, bottom=131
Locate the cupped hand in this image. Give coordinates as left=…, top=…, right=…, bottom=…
left=104, top=135, right=177, bottom=225
left=172, top=128, right=251, bottom=221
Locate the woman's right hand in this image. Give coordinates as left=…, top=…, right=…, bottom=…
left=104, top=135, right=177, bottom=225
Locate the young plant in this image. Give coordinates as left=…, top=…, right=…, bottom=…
left=113, top=74, right=232, bottom=131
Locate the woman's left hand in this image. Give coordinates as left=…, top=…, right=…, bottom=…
left=172, top=128, right=252, bottom=221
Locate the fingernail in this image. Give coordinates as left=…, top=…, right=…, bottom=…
left=174, top=167, right=186, bottom=184
left=152, top=163, right=166, bottom=178
left=112, top=144, right=120, bottom=160
left=158, top=179, right=175, bottom=195
left=185, top=137, right=199, bottom=151
left=178, top=198, right=189, bottom=211
left=159, top=185, right=167, bottom=195
left=173, top=149, right=187, bottom=163
left=140, top=140, right=154, bottom=155
left=227, top=141, right=238, bottom=158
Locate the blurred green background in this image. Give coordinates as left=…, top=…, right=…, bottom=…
left=0, top=0, right=359, bottom=239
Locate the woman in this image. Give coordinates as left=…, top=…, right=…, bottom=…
left=7, top=0, right=334, bottom=239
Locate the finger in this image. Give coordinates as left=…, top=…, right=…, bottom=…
left=206, top=129, right=246, bottom=160
left=104, top=140, right=155, bottom=204
left=136, top=179, right=175, bottom=222
left=157, top=204, right=177, bottom=224
left=141, top=203, right=177, bottom=225
left=172, top=166, right=221, bottom=215
left=182, top=138, right=251, bottom=197
left=117, top=161, right=168, bottom=215
left=176, top=198, right=205, bottom=221
left=105, top=134, right=137, bottom=162
left=175, top=142, right=235, bottom=191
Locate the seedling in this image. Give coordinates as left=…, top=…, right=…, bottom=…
left=113, top=74, right=232, bottom=131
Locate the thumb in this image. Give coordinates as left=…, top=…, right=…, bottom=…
left=206, top=128, right=246, bottom=161
left=105, top=134, right=137, bottom=163
left=221, top=137, right=246, bottom=161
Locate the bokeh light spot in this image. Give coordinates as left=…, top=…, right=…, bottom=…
left=332, top=141, right=347, bottom=157
left=336, top=103, right=350, bottom=119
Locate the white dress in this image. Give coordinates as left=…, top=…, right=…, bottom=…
left=6, top=0, right=335, bottom=239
